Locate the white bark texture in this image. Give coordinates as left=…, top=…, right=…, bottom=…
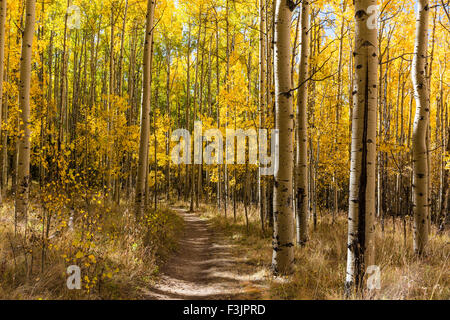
left=15, top=0, right=36, bottom=221
left=296, top=0, right=310, bottom=245
left=258, top=0, right=267, bottom=232
left=0, top=0, right=6, bottom=202
left=135, top=0, right=156, bottom=218
left=345, top=0, right=377, bottom=294
left=412, top=0, right=430, bottom=255
left=272, top=0, right=295, bottom=275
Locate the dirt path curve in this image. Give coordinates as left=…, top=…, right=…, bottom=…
left=144, top=208, right=264, bottom=300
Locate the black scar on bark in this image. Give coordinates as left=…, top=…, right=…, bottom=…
left=355, top=10, right=366, bottom=19
left=355, top=63, right=371, bottom=289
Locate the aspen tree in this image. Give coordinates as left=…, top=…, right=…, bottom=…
left=118, top=0, right=128, bottom=96
left=412, top=0, right=430, bottom=254
left=135, top=0, right=156, bottom=218
left=0, top=12, right=8, bottom=196
left=224, top=0, right=230, bottom=218
left=186, top=20, right=193, bottom=211
left=265, top=0, right=274, bottom=228
left=0, top=0, right=6, bottom=204
left=192, top=10, right=203, bottom=211
left=165, top=40, right=171, bottom=202
left=15, top=0, right=36, bottom=222
left=272, top=0, right=295, bottom=275
left=107, top=3, right=115, bottom=202
left=115, top=0, right=128, bottom=202
left=215, top=14, right=220, bottom=210
left=439, top=126, right=449, bottom=231
left=258, top=0, right=266, bottom=232
left=345, top=0, right=377, bottom=294
left=309, top=10, right=319, bottom=230
left=59, top=0, right=72, bottom=147
left=198, top=20, right=206, bottom=208
left=296, top=0, right=310, bottom=245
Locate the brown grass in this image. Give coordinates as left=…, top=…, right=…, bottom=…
left=0, top=199, right=184, bottom=300
left=200, top=203, right=449, bottom=300
left=1, top=196, right=447, bottom=300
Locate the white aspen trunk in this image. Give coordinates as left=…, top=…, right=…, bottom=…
left=259, top=0, right=267, bottom=232
left=135, top=0, right=156, bottom=218
left=296, top=0, right=310, bottom=245
left=185, top=20, right=191, bottom=205
left=15, top=0, right=36, bottom=222
left=166, top=42, right=171, bottom=202
left=224, top=0, right=230, bottom=218
left=439, top=126, right=449, bottom=231
left=345, top=0, right=377, bottom=295
left=59, top=0, right=72, bottom=146
left=215, top=17, right=220, bottom=209
left=412, top=0, right=430, bottom=255
left=272, top=0, right=295, bottom=275
left=107, top=5, right=115, bottom=202
left=0, top=0, right=6, bottom=204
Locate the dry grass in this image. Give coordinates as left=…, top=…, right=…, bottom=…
left=1, top=195, right=447, bottom=300
left=200, top=203, right=449, bottom=300
left=0, top=198, right=184, bottom=300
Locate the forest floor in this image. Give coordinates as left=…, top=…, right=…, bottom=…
left=151, top=203, right=449, bottom=300
left=144, top=207, right=268, bottom=299
left=1, top=198, right=447, bottom=300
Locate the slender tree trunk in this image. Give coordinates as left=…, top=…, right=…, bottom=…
left=0, top=0, right=6, bottom=204
left=412, top=0, right=430, bottom=255
left=224, top=0, right=230, bottom=218
left=135, top=0, right=156, bottom=218
left=345, top=0, right=377, bottom=295
left=439, top=127, right=449, bottom=231
left=107, top=5, right=115, bottom=203
left=215, top=16, right=221, bottom=210
left=15, top=0, right=36, bottom=225
left=295, top=0, right=310, bottom=246
left=265, top=0, right=274, bottom=229
left=118, top=0, right=128, bottom=96
left=185, top=20, right=191, bottom=205
left=272, top=0, right=295, bottom=275
left=165, top=42, right=171, bottom=202
left=258, top=0, right=266, bottom=233
left=59, top=0, right=72, bottom=148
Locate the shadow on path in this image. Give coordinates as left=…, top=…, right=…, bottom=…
left=143, top=209, right=267, bottom=300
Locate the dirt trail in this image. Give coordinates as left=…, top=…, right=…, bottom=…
left=144, top=208, right=266, bottom=300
